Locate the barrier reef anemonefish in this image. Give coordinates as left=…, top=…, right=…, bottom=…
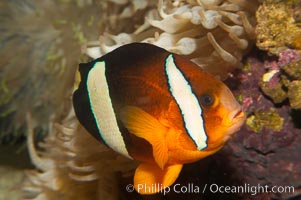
left=72, top=43, right=246, bottom=194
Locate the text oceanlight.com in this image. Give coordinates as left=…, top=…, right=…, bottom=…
left=126, top=183, right=295, bottom=196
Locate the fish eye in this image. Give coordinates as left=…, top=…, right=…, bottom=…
left=200, top=94, right=214, bottom=107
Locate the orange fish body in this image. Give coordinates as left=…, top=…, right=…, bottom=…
left=73, top=43, right=245, bottom=194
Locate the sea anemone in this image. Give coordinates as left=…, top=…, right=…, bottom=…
left=85, top=0, right=258, bottom=78
left=0, top=0, right=258, bottom=141
left=0, top=0, right=155, bottom=142
left=22, top=108, right=137, bottom=200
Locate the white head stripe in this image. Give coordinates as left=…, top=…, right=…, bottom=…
left=165, top=55, right=207, bottom=150
left=87, top=61, right=131, bottom=158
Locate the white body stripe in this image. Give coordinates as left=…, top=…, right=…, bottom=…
left=87, top=61, right=131, bottom=158
left=165, top=55, right=207, bottom=150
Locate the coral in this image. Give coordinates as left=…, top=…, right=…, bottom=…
left=258, top=48, right=301, bottom=109
left=255, top=1, right=301, bottom=55
left=244, top=3, right=301, bottom=197
left=282, top=59, right=301, bottom=80
left=256, top=0, right=301, bottom=110
left=246, top=108, right=284, bottom=133
left=84, top=0, right=258, bottom=78
left=287, top=80, right=301, bottom=109
left=260, top=78, right=287, bottom=104
left=221, top=56, right=301, bottom=199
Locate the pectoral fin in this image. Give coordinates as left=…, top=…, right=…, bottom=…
left=134, top=162, right=183, bottom=194
left=119, top=106, right=168, bottom=169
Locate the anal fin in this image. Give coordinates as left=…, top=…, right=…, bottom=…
left=134, top=162, right=183, bottom=194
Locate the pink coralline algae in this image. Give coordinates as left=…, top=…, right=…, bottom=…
left=216, top=55, right=301, bottom=200
left=278, top=49, right=301, bottom=66
left=260, top=49, right=301, bottom=108
left=241, top=97, right=253, bottom=112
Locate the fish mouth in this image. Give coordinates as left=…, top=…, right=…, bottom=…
left=223, top=109, right=246, bottom=141
left=231, top=110, right=246, bottom=122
